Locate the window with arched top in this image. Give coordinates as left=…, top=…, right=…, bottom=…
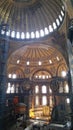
left=35, top=85, right=39, bottom=94
left=35, top=96, right=39, bottom=106
left=42, top=96, right=47, bottom=105
left=49, top=96, right=53, bottom=107
left=11, top=84, right=15, bottom=93
left=64, top=82, right=69, bottom=93
left=12, top=74, right=17, bottom=79
left=6, top=83, right=11, bottom=93
left=16, top=87, right=18, bottom=93
left=11, top=31, right=15, bottom=38
left=42, top=85, right=47, bottom=93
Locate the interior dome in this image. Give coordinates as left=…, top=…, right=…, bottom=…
left=7, top=44, right=68, bottom=73
left=0, top=0, right=65, bottom=40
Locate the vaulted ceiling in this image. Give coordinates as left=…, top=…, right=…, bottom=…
left=0, top=0, right=65, bottom=40
left=7, top=43, right=68, bottom=78
left=0, top=0, right=72, bottom=78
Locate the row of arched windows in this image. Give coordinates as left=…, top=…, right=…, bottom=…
left=1, top=8, right=65, bottom=40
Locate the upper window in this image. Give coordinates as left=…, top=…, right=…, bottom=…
left=42, top=85, right=47, bottom=93
left=35, top=96, right=39, bottom=106
left=11, top=31, right=15, bottom=38
left=42, top=96, right=47, bottom=105
left=35, top=85, right=39, bottom=93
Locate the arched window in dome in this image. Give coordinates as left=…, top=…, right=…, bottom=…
left=31, top=32, right=35, bottom=39
left=49, top=60, right=52, bottom=64
left=62, top=5, right=65, bottom=11
left=56, top=18, right=60, bottom=26
left=11, top=31, right=15, bottom=38
left=35, top=75, right=38, bottom=78
left=21, top=32, right=25, bottom=39
left=35, top=31, right=40, bottom=38
left=42, top=75, right=45, bottom=79
left=38, top=75, right=41, bottom=79
left=59, top=15, right=62, bottom=22
left=44, top=27, right=49, bottom=35
left=16, top=32, right=20, bottom=39
left=26, top=32, right=30, bottom=39
left=26, top=61, right=30, bottom=65
left=17, top=60, right=20, bottom=64
left=56, top=56, right=60, bottom=61
left=46, top=75, right=49, bottom=79
left=53, top=22, right=57, bottom=30
left=38, top=61, right=42, bottom=66
left=40, top=29, right=44, bottom=37
left=61, top=10, right=64, bottom=17
left=49, top=25, right=53, bottom=32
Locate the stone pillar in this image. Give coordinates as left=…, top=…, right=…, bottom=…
left=67, top=39, right=73, bottom=90
left=0, top=24, right=9, bottom=130
left=67, top=18, right=73, bottom=129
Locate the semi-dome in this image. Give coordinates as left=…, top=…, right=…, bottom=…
left=8, top=44, right=64, bottom=64
left=0, top=0, right=65, bottom=40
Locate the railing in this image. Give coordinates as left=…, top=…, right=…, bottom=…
left=31, top=122, right=71, bottom=130
left=47, top=123, right=70, bottom=130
